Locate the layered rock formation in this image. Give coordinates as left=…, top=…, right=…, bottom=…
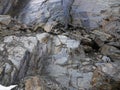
left=16, top=0, right=119, bottom=30
left=1, top=0, right=120, bottom=31
left=0, top=0, right=120, bottom=90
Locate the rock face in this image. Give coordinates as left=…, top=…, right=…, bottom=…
left=0, top=16, right=120, bottom=89
left=0, top=0, right=18, bottom=14
left=0, top=29, right=120, bottom=89
left=0, top=0, right=120, bottom=90
left=0, top=0, right=29, bottom=15
left=0, top=31, right=92, bottom=89
left=0, top=15, right=11, bottom=25
left=92, top=62, right=120, bottom=90
left=1, top=0, right=120, bottom=31
left=12, top=0, right=120, bottom=30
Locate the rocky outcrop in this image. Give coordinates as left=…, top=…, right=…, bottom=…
left=0, top=15, right=120, bottom=89
left=92, top=62, right=120, bottom=90
left=17, top=0, right=120, bottom=31
left=1, top=0, right=120, bottom=31
left=0, top=0, right=29, bottom=15
left=0, top=0, right=119, bottom=89
left=0, top=0, right=18, bottom=14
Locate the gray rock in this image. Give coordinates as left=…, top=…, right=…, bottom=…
left=0, top=0, right=120, bottom=89
left=61, top=0, right=74, bottom=29
left=102, top=56, right=111, bottom=63
left=0, top=0, right=119, bottom=31
left=92, top=62, right=120, bottom=90
left=0, top=15, right=11, bottom=25
left=1, top=0, right=118, bottom=30
left=100, top=44, right=120, bottom=61
left=102, top=16, right=120, bottom=39
left=90, top=30, right=112, bottom=47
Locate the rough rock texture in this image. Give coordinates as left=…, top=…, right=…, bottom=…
left=15, top=0, right=120, bottom=31
left=1, top=0, right=120, bottom=31
left=0, top=18, right=120, bottom=89
left=0, top=0, right=18, bottom=14
left=0, top=0, right=29, bottom=15
left=0, top=15, right=11, bottom=25
left=0, top=0, right=120, bottom=90
left=92, top=62, right=120, bottom=90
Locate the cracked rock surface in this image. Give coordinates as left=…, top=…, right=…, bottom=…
left=0, top=0, right=120, bottom=90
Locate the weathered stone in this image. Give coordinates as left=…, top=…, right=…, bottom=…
left=100, top=44, right=120, bottom=61
left=0, top=0, right=119, bottom=31
left=92, top=30, right=112, bottom=42
left=24, top=76, right=42, bottom=90
left=92, top=62, right=120, bottom=90
left=9, top=25, right=21, bottom=30
left=77, top=72, right=93, bottom=89
left=62, top=0, right=74, bottom=29
left=81, top=37, right=92, bottom=46
left=102, top=15, right=120, bottom=38
left=0, top=15, right=11, bottom=25
left=0, top=1, right=120, bottom=89
left=90, top=30, right=112, bottom=47
left=0, top=34, right=40, bottom=85
left=4, top=0, right=118, bottom=30
left=0, top=0, right=18, bottom=14
left=44, top=21, right=57, bottom=32
left=0, top=29, right=120, bottom=90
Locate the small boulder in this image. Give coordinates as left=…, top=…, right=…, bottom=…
left=0, top=15, right=11, bottom=25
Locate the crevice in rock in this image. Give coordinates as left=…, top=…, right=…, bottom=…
left=91, top=40, right=100, bottom=52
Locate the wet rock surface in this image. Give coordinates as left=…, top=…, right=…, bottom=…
left=0, top=0, right=120, bottom=90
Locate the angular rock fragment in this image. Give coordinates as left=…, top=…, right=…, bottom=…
left=0, top=15, right=11, bottom=25
left=100, top=45, right=120, bottom=61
